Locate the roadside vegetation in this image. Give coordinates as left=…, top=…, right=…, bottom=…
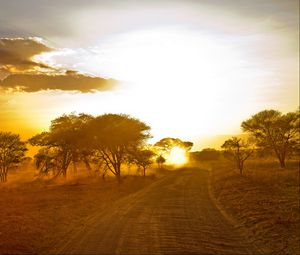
left=191, top=108, right=300, bottom=255
left=1, top=112, right=194, bottom=183
left=208, top=158, right=299, bottom=255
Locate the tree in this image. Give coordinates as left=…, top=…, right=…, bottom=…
left=154, top=138, right=193, bottom=153
left=241, top=110, right=299, bottom=168
left=156, top=155, right=166, bottom=168
left=221, top=137, right=253, bottom=175
left=0, top=132, right=27, bottom=182
left=154, top=137, right=193, bottom=165
left=29, top=113, right=93, bottom=177
left=87, top=114, right=151, bottom=181
left=131, top=149, right=155, bottom=176
left=34, top=148, right=60, bottom=176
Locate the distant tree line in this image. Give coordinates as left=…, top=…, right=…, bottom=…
left=190, top=148, right=221, bottom=162
left=0, top=113, right=194, bottom=182
left=0, top=109, right=298, bottom=182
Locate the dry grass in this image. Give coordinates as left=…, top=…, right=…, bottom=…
left=0, top=165, right=157, bottom=254
left=209, top=158, right=300, bottom=255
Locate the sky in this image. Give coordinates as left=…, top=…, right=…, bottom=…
left=0, top=0, right=299, bottom=150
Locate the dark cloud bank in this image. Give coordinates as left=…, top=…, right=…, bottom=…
left=0, top=73, right=115, bottom=93
left=0, top=38, right=115, bottom=92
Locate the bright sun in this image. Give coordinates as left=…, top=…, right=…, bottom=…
left=166, top=147, right=188, bottom=166
left=36, top=27, right=257, bottom=140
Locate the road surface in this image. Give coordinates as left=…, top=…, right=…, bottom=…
left=54, top=168, right=259, bottom=254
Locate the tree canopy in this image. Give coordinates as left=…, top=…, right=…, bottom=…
left=241, top=109, right=299, bottom=168
left=156, top=155, right=166, bottom=168
left=129, top=149, right=155, bottom=176
left=221, top=137, right=253, bottom=175
left=0, top=132, right=27, bottom=182
left=86, top=114, right=151, bottom=180
left=29, top=113, right=93, bottom=177
left=29, top=113, right=151, bottom=179
left=154, top=137, right=193, bottom=153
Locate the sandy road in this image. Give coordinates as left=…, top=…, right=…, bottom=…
left=54, top=168, right=258, bottom=254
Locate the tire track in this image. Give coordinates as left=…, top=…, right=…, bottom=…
left=54, top=168, right=259, bottom=254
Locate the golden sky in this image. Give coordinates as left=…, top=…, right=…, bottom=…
left=0, top=0, right=299, bottom=150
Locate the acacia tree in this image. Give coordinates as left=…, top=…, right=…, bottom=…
left=154, top=137, right=193, bottom=164
left=156, top=155, right=166, bottom=168
left=29, top=113, right=93, bottom=177
left=87, top=114, right=151, bottom=181
left=130, top=149, right=155, bottom=176
left=221, top=137, right=253, bottom=175
left=0, top=132, right=27, bottom=182
left=241, top=110, right=299, bottom=168
left=34, top=147, right=61, bottom=176
left=154, top=138, right=193, bottom=154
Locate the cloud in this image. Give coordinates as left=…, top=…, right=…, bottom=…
left=0, top=72, right=115, bottom=92
left=0, top=37, right=116, bottom=92
left=0, top=37, right=53, bottom=72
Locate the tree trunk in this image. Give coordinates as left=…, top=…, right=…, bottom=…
left=116, top=162, right=122, bottom=183
left=237, top=160, right=243, bottom=175
left=0, top=171, right=7, bottom=182
left=143, top=167, right=146, bottom=177
left=239, top=164, right=243, bottom=175
left=279, top=157, right=286, bottom=168
left=1, top=167, right=8, bottom=182
left=116, top=172, right=122, bottom=183
left=60, top=150, right=72, bottom=178
left=0, top=167, right=6, bottom=182
left=274, top=149, right=286, bottom=169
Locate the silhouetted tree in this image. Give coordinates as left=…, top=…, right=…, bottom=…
left=154, top=137, right=193, bottom=165
left=34, top=148, right=60, bottom=176
left=130, top=149, right=155, bottom=176
left=87, top=114, right=151, bottom=181
left=241, top=110, right=299, bottom=168
left=154, top=138, right=193, bottom=153
left=221, top=137, right=253, bottom=175
left=156, top=155, right=166, bottom=168
left=0, top=132, right=27, bottom=182
left=29, top=113, right=93, bottom=177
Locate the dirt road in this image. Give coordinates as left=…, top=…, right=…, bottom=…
left=54, top=168, right=259, bottom=254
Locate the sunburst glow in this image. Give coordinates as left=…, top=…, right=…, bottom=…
left=0, top=1, right=298, bottom=152
left=166, top=147, right=188, bottom=166
left=35, top=27, right=262, bottom=141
